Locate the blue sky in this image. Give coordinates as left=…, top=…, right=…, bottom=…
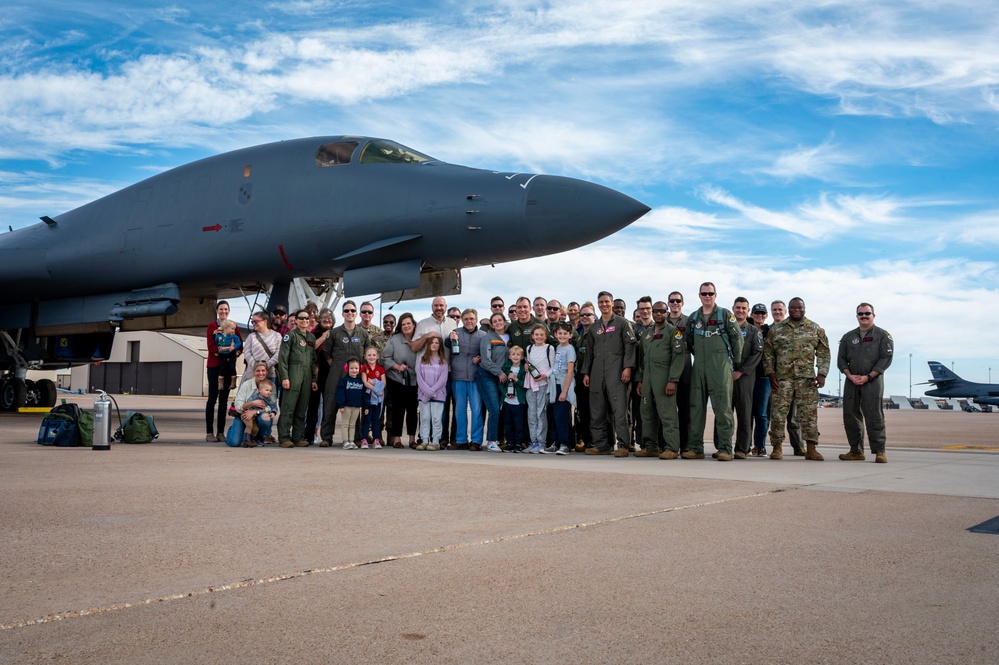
left=2, top=1, right=998, bottom=399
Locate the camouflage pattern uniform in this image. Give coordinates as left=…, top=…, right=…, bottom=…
left=764, top=317, right=830, bottom=450
left=362, top=323, right=386, bottom=352
left=837, top=325, right=893, bottom=454
left=637, top=323, right=685, bottom=454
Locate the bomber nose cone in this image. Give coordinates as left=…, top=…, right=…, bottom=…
left=524, top=176, right=649, bottom=254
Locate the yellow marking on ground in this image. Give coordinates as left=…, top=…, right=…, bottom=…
left=940, top=445, right=999, bottom=451
left=15, top=407, right=51, bottom=413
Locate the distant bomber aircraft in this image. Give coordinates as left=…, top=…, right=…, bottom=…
left=922, top=361, right=999, bottom=407
left=0, top=136, right=649, bottom=410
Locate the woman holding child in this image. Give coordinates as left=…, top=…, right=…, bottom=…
left=226, top=362, right=278, bottom=447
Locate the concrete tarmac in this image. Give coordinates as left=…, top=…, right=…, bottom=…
left=1, top=398, right=998, bottom=664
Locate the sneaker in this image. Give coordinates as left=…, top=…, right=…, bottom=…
left=555, top=445, right=570, bottom=455
left=485, top=442, right=502, bottom=453
left=360, top=440, right=369, bottom=449
left=343, top=442, right=358, bottom=450
left=416, top=442, right=427, bottom=450
left=540, top=445, right=555, bottom=454
left=373, top=439, right=383, bottom=449
left=426, top=442, right=441, bottom=451
left=319, top=440, right=332, bottom=447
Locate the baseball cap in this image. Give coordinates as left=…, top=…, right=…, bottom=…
left=751, top=303, right=767, bottom=315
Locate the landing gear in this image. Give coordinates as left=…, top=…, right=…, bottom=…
left=0, top=377, right=27, bottom=412
left=23, top=379, right=57, bottom=408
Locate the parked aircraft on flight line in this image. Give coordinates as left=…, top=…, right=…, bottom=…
left=922, top=361, right=999, bottom=407
left=0, top=136, right=649, bottom=410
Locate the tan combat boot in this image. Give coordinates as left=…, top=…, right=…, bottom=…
left=659, top=450, right=679, bottom=460
left=769, top=444, right=783, bottom=460
left=805, top=443, right=824, bottom=460
left=716, top=452, right=733, bottom=461
left=875, top=452, right=887, bottom=463
left=839, top=451, right=865, bottom=461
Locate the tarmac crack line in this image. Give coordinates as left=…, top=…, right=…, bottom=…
left=0, top=486, right=784, bottom=632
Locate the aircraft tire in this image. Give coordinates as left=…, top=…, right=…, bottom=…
left=37, top=379, right=58, bottom=408
left=0, top=378, right=27, bottom=411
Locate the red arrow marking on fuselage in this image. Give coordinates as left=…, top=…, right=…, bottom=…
left=279, top=244, right=293, bottom=270
left=202, top=224, right=222, bottom=232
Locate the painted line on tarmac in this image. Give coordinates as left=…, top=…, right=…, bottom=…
left=0, top=487, right=783, bottom=631
left=939, top=445, right=999, bottom=451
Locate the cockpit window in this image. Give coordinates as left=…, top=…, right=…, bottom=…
left=358, top=139, right=435, bottom=165
left=315, top=141, right=359, bottom=167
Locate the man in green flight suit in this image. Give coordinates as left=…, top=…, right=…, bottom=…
left=582, top=291, right=638, bottom=457
left=764, top=297, right=830, bottom=460
left=635, top=300, right=686, bottom=459
left=684, top=282, right=744, bottom=461
left=277, top=309, right=318, bottom=447
left=837, top=302, right=893, bottom=463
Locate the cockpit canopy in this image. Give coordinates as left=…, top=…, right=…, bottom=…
left=315, top=139, right=435, bottom=167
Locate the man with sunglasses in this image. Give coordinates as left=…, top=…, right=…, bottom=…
left=837, top=303, right=893, bottom=463
left=664, top=291, right=693, bottom=453
left=635, top=300, right=685, bottom=458
left=481, top=296, right=505, bottom=332
left=319, top=300, right=370, bottom=446
left=358, top=301, right=386, bottom=352
left=764, top=297, right=830, bottom=461
left=684, top=283, right=743, bottom=461
left=277, top=309, right=319, bottom=447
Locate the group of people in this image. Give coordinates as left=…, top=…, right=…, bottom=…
left=205, top=285, right=893, bottom=462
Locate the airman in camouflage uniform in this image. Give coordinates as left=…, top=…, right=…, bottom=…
left=277, top=309, right=319, bottom=447
left=359, top=301, right=386, bottom=352
left=764, top=297, right=830, bottom=460
left=635, top=301, right=686, bottom=458
left=684, top=283, right=744, bottom=460
left=837, top=302, right=893, bottom=463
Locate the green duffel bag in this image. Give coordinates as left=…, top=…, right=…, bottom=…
left=77, top=409, right=94, bottom=447
left=115, top=412, right=160, bottom=444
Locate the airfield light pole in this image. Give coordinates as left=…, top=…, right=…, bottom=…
left=909, top=354, right=912, bottom=400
